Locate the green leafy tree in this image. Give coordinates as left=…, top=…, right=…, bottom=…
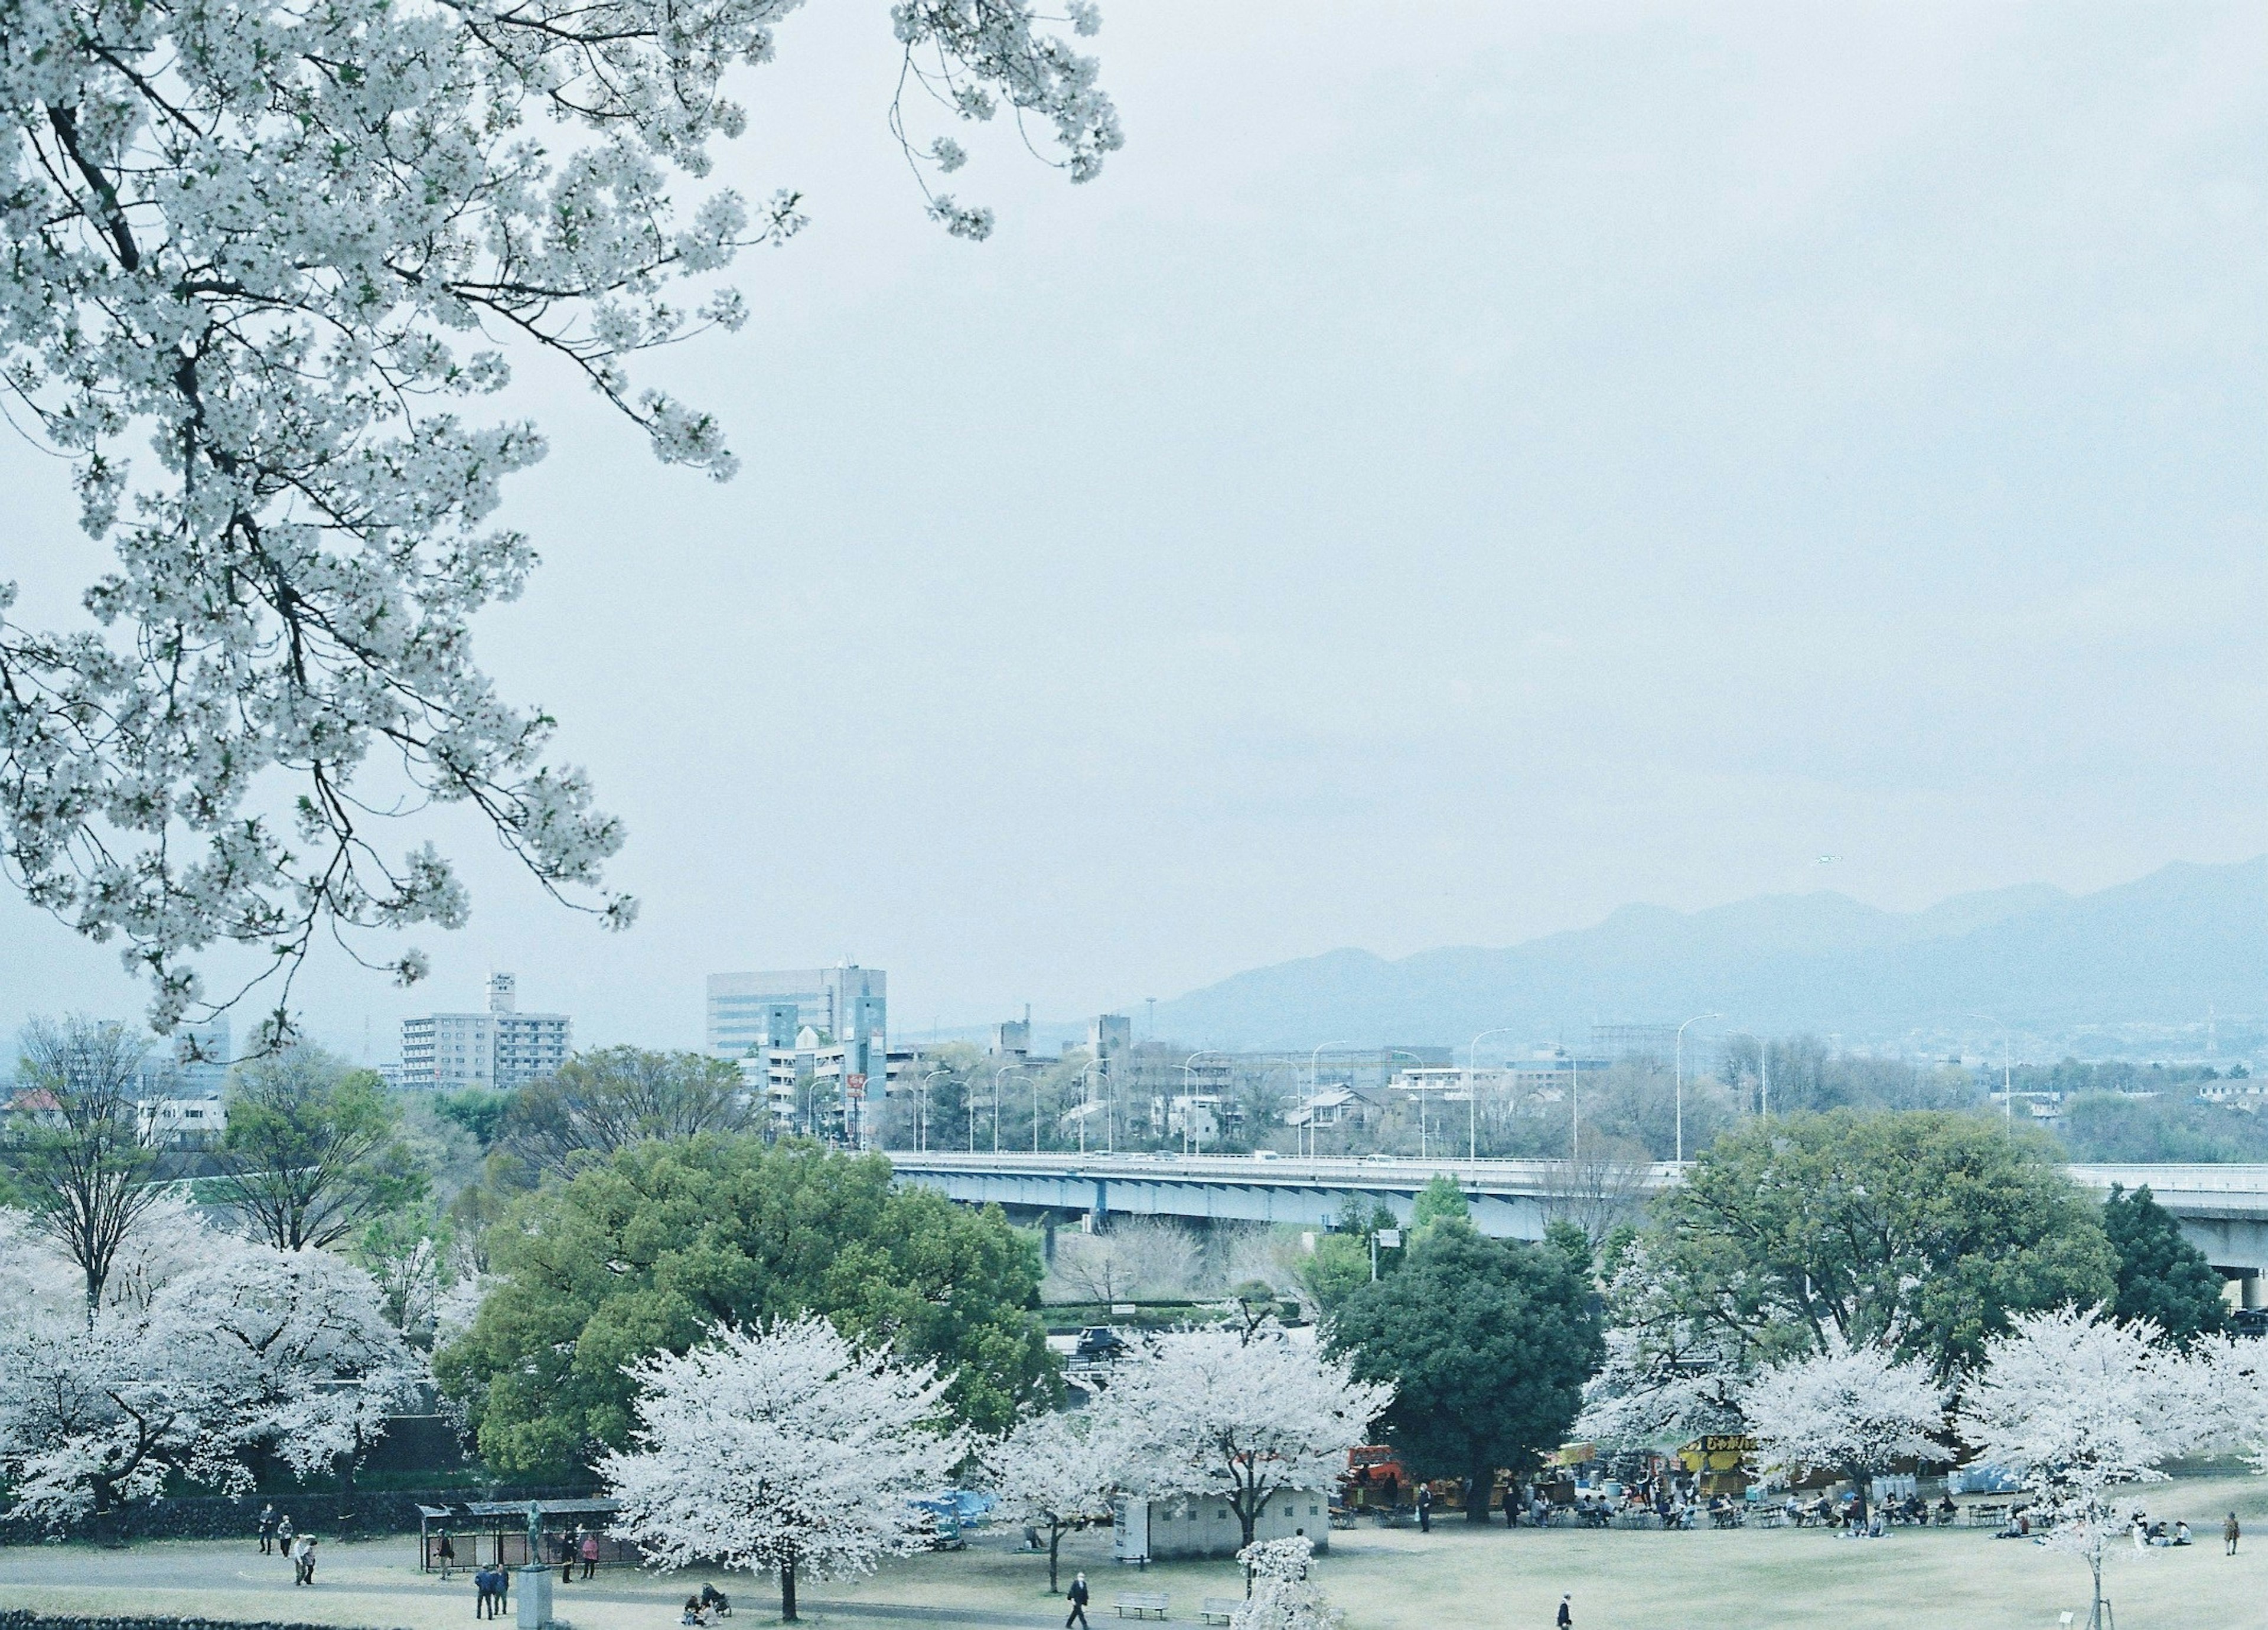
left=432, top=1088, right=515, bottom=1150
left=1409, top=1175, right=1469, bottom=1235
left=1645, top=1110, right=2116, bottom=1376
left=494, top=1048, right=758, bottom=1184
left=212, top=1049, right=430, bottom=1250
left=436, top=1135, right=1054, bottom=1476
left=2102, top=1184, right=2227, bottom=1345
left=1299, top=1234, right=1371, bottom=1315
left=1328, top=1225, right=1602, bottom=1521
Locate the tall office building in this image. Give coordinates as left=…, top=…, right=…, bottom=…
left=134, top=1015, right=231, bottom=1097
left=1089, top=1012, right=1132, bottom=1064
left=706, top=966, right=887, bottom=1061
left=399, top=973, right=571, bottom=1090
left=709, top=966, right=889, bottom=1147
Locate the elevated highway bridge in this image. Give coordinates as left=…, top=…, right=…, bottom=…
left=885, top=1150, right=2268, bottom=1300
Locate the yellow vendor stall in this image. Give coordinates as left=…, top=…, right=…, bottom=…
left=1675, top=1433, right=1757, bottom=1497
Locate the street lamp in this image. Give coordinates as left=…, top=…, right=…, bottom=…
left=1306, top=1042, right=1351, bottom=1159
left=1466, top=1027, right=1518, bottom=1162
left=1075, top=1058, right=1105, bottom=1155
left=1674, top=1013, right=1722, bottom=1164
left=992, top=1064, right=1023, bottom=1155
left=1384, top=1049, right=1425, bottom=1159
left=1970, top=1012, right=2015, bottom=1127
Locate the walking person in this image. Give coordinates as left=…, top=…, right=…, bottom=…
left=2227, top=1512, right=2241, bottom=1556
left=1065, top=1570, right=1091, bottom=1630
left=437, top=1528, right=458, bottom=1582
left=276, top=1514, right=294, bottom=1562
left=474, top=1566, right=496, bottom=1619
left=1556, top=1593, right=1572, bottom=1628
left=258, top=1503, right=277, bottom=1555
left=559, top=1530, right=575, bottom=1584
left=1417, top=1482, right=1432, bottom=1533
left=294, top=1534, right=319, bottom=1586
left=580, top=1528, right=599, bottom=1579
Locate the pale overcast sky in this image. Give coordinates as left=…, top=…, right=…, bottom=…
left=4, top=2, right=2262, bottom=1056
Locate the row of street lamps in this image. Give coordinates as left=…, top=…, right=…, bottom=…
left=1291, top=1013, right=1732, bottom=1166
left=920, top=1011, right=2028, bottom=1162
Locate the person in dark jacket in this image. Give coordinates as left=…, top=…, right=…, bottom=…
left=1066, top=1571, right=1091, bottom=1629
left=1417, top=1484, right=1432, bottom=1533
left=1556, top=1594, right=1572, bottom=1627
left=258, top=1504, right=277, bottom=1554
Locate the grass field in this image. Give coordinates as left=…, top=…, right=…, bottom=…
left=6, top=1473, right=2268, bottom=1630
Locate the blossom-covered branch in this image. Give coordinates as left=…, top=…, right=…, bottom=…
left=1, top=0, right=1117, bottom=1031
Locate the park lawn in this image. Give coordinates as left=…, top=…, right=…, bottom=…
left=5, top=1474, right=2268, bottom=1630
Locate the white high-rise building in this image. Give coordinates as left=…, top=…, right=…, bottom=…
left=708, top=966, right=888, bottom=1145
left=399, top=973, right=570, bottom=1090
left=706, top=966, right=887, bottom=1063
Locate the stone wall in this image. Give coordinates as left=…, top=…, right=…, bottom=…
left=0, top=1618, right=408, bottom=1630
left=0, top=1486, right=597, bottom=1546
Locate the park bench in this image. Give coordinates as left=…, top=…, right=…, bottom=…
left=1751, top=1507, right=1785, bottom=1529
left=1609, top=1511, right=1661, bottom=1531
left=1115, top=1592, right=1171, bottom=1620
left=1967, top=1504, right=2009, bottom=1529
left=1201, top=1598, right=1241, bottom=1624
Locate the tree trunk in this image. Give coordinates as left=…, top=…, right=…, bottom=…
left=781, top=1557, right=798, bottom=1622
left=1237, top=1495, right=1256, bottom=1548
left=1467, top=1466, right=1493, bottom=1523
left=1049, top=1521, right=1063, bottom=1593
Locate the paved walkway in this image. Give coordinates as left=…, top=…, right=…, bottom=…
left=0, top=1538, right=1066, bottom=1630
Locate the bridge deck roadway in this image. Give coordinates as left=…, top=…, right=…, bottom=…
left=884, top=1152, right=2268, bottom=1277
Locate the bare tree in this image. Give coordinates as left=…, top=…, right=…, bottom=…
left=495, top=1048, right=759, bottom=1182
left=1047, top=1220, right=1202, bottom=1305
left=6, top=1019, right=161, bottom=1321
left=1540, top=1138, right=1655, bottom=1248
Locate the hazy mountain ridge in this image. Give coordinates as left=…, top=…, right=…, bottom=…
left=1143, top=859, right=2264, bottom=1051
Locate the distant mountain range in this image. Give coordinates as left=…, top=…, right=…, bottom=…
left=1140, top=858, right=2268, bottom=1053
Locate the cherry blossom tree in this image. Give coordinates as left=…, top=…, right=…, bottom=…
left=1106, top=1330, right=1391, bottom=1548
left=600, top=1315, right=970, bottom=1622
left=986, top=1406, right=1125, bottom=1593
left=1, top=0, right=1120, bottom=1032
left=0, top=1208, right=419, bottom=1523
left=1231, top=1537, right=1340, bottom=1630
left=1575, top=1240, right=1751, bottom=1452
left=157, top=1244, right=425, bottom=1485
left=1740, top=1336, right=1948, bottom=1520
left=1959, top=1307, right=2214, bottom=1630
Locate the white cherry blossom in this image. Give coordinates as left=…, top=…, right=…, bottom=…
left=1, top=0, right=1117, bottom=1030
